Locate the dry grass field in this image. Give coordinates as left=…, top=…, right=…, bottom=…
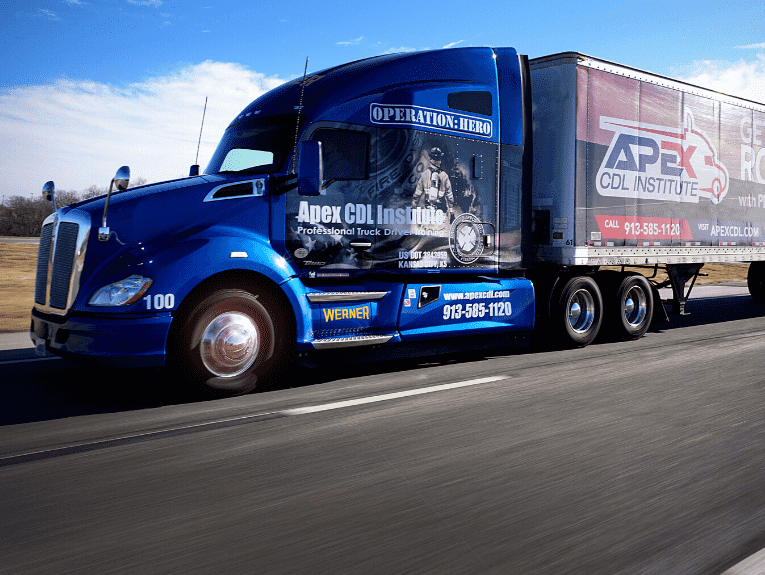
left=0, top=242, right=753, bottom=333
left=1, top=243, right=38, bottom=333
left=600, top=262, right=751, bottom=287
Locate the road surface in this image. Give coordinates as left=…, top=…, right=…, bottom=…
left=2, top=293, right=765, bottom=574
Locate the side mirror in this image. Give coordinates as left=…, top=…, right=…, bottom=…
left=298, top=140, right=323, bottom=196
left=42, top=181, right=57, bottom=211
left=100, top=165, right=130, bottom=242
left=114, top=166, right=130, bottom=191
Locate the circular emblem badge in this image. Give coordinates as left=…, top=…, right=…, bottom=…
left=449, top=213, right=485, bottom=264
left=293, top=248, right=309, bottom=259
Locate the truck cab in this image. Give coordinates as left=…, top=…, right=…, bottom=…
left=31, top=47, right=536, bottom=395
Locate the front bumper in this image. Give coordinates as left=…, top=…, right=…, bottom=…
left=30, top=308, right=173, bottom=368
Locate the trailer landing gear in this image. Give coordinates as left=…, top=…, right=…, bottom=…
left=664, top=264, right=704, bottom=315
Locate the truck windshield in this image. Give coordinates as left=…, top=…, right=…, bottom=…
left=206, top=114, right=301, bottom=175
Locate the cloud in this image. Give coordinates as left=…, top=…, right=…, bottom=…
left=38, top=8, right=60, bottom=20
left=381, top=46, right=417, bottom=55
left=443, top=40, right=463, bottom=49
left=63, top=0, right=84, bottom=5
left=337, top=36, right=364, bottom=46
left=736, top=43, right=765, bottom=50
left=0, top=62, right=285, bottom=195
left=676, top=55, right=765, bottom=104
left=127, top=0, right=162, bottom=6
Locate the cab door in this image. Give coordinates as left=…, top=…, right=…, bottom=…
left=285, top=124, right=376, bottom=276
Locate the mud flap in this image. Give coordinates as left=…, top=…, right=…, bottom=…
left=650, top=284, right=669, bottom=324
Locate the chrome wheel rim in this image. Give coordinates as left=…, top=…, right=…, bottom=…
left=623, top=286, right=647, bottom=327
left=200, top=312, right=259, bottom=377
left=568, top=289, right=595, bottom=333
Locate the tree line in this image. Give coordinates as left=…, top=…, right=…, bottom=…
left=0, top=178, right=146, bottom=237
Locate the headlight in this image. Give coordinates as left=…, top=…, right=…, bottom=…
left=88, top=275, right=153, bottom=306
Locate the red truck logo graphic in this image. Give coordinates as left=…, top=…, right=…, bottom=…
left=596, top=112, right=729, bottom=205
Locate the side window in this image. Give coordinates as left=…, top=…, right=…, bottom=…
left=448, top=91, right=493, bottom=117
left=311, top=129, right=369, bottom=181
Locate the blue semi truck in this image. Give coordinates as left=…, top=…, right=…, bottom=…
left=31, top=48, right=765, bottom=395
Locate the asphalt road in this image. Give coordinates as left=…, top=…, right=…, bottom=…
left=3, top=295, right=765, bottom=574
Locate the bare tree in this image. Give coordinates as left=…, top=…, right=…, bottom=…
left=81, top=184, right=107, bottom=199
left=0, top=176, right=149, bottom=237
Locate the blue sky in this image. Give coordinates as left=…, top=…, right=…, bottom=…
left=2, top=0, right=765, bottom=197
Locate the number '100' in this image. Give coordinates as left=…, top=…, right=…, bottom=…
left=144, top=294, right=175, bottom=310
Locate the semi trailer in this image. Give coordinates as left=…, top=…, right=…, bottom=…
left=31, top=48, right=765, bottom=395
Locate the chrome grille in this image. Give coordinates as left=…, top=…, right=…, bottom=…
left=49, top=222, right=80, bottom=309
left=34, top=210, right=91, bottom=315
left=34, top=224, right=54, bottom=305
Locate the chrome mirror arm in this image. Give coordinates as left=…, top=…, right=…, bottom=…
left=42, top=181, right=56, bottom=212
left=99, top=178, right=116, bottom=241
left=99, top=166, right=130, bottom=242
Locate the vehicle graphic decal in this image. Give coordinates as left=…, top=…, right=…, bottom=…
left=370, top=104, right=493, bottom=138
left=596, top=112, right=729, bottom=204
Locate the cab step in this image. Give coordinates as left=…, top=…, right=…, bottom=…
left=311, top=334, right=393, bottom=349
left=306, top=291, right=388, bottom=303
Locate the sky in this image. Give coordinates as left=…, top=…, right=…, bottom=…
left=3, top=0, right=765, bottom=199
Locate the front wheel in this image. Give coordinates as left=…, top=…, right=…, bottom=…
left=555, top=276, right=603, bottom=347
left=173, top=289, right=281, bottom=396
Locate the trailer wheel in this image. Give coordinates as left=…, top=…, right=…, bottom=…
left=610, top=273, right=653, bottom=340
left=748, top=261, right=765, bottom=303
left=174, top=288, right=279, bottom=396
left=556, top=276, right=603, bottom=347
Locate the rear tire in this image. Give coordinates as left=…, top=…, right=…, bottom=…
left=173, top=288, right=281, bottom=397
left=748, top=262, right=765, bottom=303
left=555, top=276, right=603, bottom=347
left=609, top=273, right=653, bottom=340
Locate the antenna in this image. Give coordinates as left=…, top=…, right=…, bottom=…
left=195, top=96, right=208, bottom=166
left=290, top=57, right=309, bottom=172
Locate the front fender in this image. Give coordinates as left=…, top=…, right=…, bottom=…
left=77, top=232, right=313, bottom=342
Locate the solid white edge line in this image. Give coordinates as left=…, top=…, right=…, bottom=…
left=722, top=547, right=765, bottom=574
left=1, top=375, right=510, bottom=464
left=284, top=376, right=509, bottom=415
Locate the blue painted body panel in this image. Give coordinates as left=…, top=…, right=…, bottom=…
left=299, top=282, right=406, bottom=349
left=32, top=310, right=172, bottom=368
left=398, top=278, right=534, bottom=340
left=493, top=48, right=524, bottom=146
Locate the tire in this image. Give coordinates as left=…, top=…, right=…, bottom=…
left=609, top=273, right=653, bottom=340
left=748, top=261, right=765, bottom=303
left=173, top=288, right=282, bottom=396
left=555, top=276, right=603, bottom=347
